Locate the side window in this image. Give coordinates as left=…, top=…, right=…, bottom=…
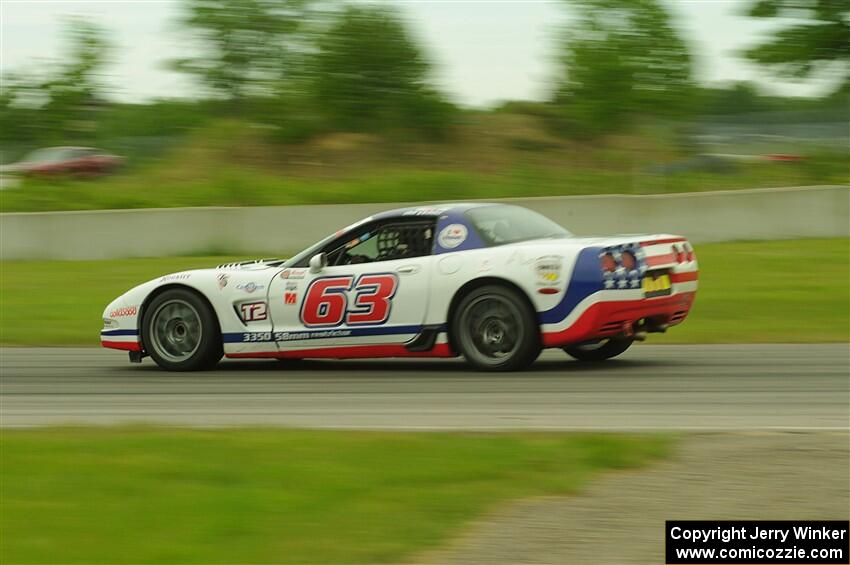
left=326, top=222, right=434, bottom=266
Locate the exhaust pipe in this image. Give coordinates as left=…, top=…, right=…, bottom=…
left=622, top=321, right=647, bottom=341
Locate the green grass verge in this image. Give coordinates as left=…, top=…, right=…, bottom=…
left=0, top=256, right=247, bottom=345
left=2, top=118, right=846, bottom=213
left=0, top=428, right=671, bottom=564
left=2, top=165, right=843, bottom=213
left=0, top=239, right=847, bottom=346
left=661, top=238, right=849, bottom=343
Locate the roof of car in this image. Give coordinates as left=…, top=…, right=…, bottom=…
left=373, top=202, right=501, bottom=220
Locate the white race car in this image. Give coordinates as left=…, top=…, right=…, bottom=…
left=102, top=203, right=698, bottom=371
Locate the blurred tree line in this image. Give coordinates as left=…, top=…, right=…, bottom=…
left=553, top=0, right=695, bottom=137
left=1, top=0, right=847, bottom=154
left=744, top=0, right=848, bottom=85
left=1, top=18, right=114, bottom=147
left=548, top=0, right=847, bottom=137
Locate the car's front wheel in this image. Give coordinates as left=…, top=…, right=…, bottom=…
left=142, top=289, right=222, bottom=371
left=452, top=285, right=540, bottom=371
left=564, top=337, right=634, bottom=362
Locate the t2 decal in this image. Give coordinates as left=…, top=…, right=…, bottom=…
left=299, top=274, right=398, bottom=327
left=239, top=301, right=267, bottom=322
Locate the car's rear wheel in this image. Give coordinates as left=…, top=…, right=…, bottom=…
left=564, top=337, right=634, bottom=362
left=142, top=289, right=222, bottom=371
left=452, top=285, right=540, bottom=371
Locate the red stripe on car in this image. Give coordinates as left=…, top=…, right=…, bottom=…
left=640, top=237, right=687, bottom=246
left=101, top=340, right=141, bottom=351
left=542, top=291, right=696, bottom=347
left=671, top=271, right=699, bottom=283
left=645, top=253, right=676, bottom=266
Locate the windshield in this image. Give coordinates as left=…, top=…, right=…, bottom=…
left=465, top=205, right=572, bottom=246
left=22, top=148, right=71, bottom=164
left=284, top=233, right=337, bottom=268
left=284, top=216, right=377, bottom=267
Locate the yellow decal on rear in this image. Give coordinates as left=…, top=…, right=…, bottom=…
left=642, top=274, right=671, bottom=294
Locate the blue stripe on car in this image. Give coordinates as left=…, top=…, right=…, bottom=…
left=538, top=246, right=603, bottom=325
left=222, top=324, right=432, bottom=343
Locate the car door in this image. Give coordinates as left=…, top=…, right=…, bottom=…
left=267, top=220, right=434, bottom=350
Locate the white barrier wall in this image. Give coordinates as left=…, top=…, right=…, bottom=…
left=1, top=185, right=847, bottom=260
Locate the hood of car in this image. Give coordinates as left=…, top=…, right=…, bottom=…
left=214, top=258, right=286, bottom=271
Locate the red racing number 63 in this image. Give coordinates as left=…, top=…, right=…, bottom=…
left=299, top=274, right=398, bottom=327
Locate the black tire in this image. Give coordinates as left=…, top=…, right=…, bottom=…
left=275, top=357, right=306, bottom=366
left=142, top=288, right=223, bottom=371
left=564, top=337, right=634, bottom=362
left=451, top=285, right=541, bottom=371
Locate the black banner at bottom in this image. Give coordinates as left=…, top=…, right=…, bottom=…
left=666, top=521, right=849, bottom=564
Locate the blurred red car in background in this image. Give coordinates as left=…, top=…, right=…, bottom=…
left=1, top=146, right=123, bottom=177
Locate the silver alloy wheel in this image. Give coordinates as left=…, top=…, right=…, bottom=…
left=459, top=294, right=524, bottom=366
left=148, top=299, right=203, bottom=363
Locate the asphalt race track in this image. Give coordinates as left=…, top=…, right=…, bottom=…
left=1, top=345, right=848, bottom=430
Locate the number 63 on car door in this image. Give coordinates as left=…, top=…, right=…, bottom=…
left=299, top=274, right=399, bottom=327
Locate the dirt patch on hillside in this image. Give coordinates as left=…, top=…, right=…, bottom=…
left=417, top=432, right=849, bottom=565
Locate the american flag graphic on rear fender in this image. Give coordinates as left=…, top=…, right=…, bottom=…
left=599, top=243, right=647, bottom=290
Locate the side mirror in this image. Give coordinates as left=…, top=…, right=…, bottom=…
left=309, top=252, right=327, bottom=273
